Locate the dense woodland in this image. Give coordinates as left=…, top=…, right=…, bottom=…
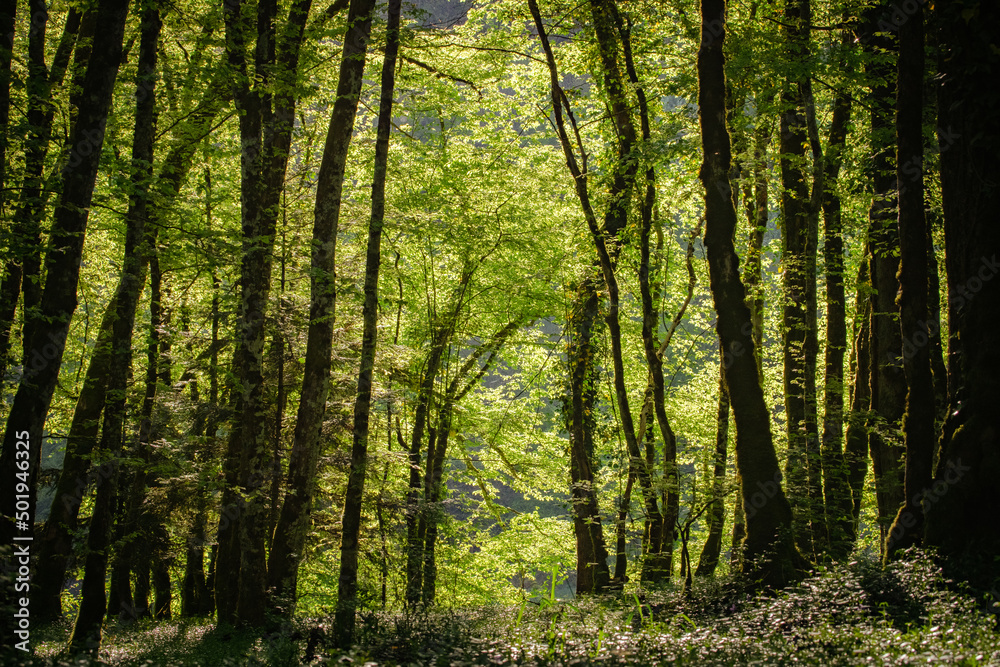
left=0, top=0, right=998, bottom=662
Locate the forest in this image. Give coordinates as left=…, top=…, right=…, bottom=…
left=0, top=0, right=998, bottom=663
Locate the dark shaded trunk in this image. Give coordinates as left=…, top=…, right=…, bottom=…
left=563, top=279, right=611, bottom=594
left=885, top=3, right=933, bottom=558
left=923, top=0, right=1000, bottom=592
left=264, top=0, right=371, bottom=617
left=732, top=117, right=769, bottom=570
left=214, top=0, right=314, bottom=627
left=330, top=0, right=397, bottom=644
left=0, top=0, right=14, bottom=219
left=862, top=5, right=905, bottom=553
left=696, top=356, right=729, bottom=577
left=0, top=5, right=81, bottom=388
left=0, top=0, right=129, bottom=642
left=67, top=4, right=157, bottom=653
left=924, top=219, right=948, bottom=421
left=697, top=0, right=806, bottom=588
left=820, top=67, right=855, bottom=558
left=33, top=67, right=228, bottom=623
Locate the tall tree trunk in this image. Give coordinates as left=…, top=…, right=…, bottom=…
left=779, top=0, right=823, bottom=558
left=611, top=2, right=681, bottom=583
left=68, top=4, right=159, bottom=652
left=820, top=63, right=855, bottom=558
left=33, top=70, right=228, bottom=623
left=564, top=279, right=611, bottom=594
left=885, top=3, right=933, bottom=558
left=330, top=0, right=398, bottom=644
left=696, top=355, right=729, bottom=577
left=923, top=0, right=1000, bottom=592
left=264, top=0, right=368, bottom=618
left=214, top=0, right=313, bottom=626
left=732, top=116, right=770, bottom=570
left=0, top=0, right=129, bottom=639
left=0, top=6, right=81, bottom=389
left=862, top=5, right=905, bottom=553
left=843, top=256, right=872, bottom=531
left=697, top=0, right=806, bottom=588
left=0, top=0, right=14, bottom=220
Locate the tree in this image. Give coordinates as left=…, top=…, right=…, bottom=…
left=69, top=3, right=161, bottom=651
left=697, top=0, right=806, bottom=588
left=332, top=0, right=399, bottom=643
left=213, top=0, right=314, bottom=626
left=923, top=0, right=1000, bottom=590
left=884, top=0, right=933, bottom=558
left=266, top=0, right=375, bottom=618
left=0, top=0, right=129, bottom=639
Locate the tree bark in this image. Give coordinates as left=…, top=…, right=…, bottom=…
left=778, top=0, right=823, bottom=557
left=820, top=64, right=855, bottom=558
left=696, top=355, right=728, bottom=577
left=885, top=2, right=933, bottom=558
left=0, top=0, right=129, bottom=640
left=861, top=4, right=905, bottom=553
left=0, top=5, right=81, bottom=390
left=923, top=0, right=1000, bottom=591
left=697, top=0, right=806, bottom=588
left=329, top=0, right=398, bottom=644
left=214, top=0, right=313, bottom=626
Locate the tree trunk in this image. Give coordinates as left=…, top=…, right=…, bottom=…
left=885, top=2, right=933, bottom=558
left=33, top=66, right=227, bottom=624
left=843, top=256, right=872, bottom=531
left=923, top=0, right=1000, bottom=592
left=778, top=0, right=823, bottom=558
left=820, top=64, right=855, bottom=558
left=0, top=6, right=81, bottom=387
left=214, top=0, right=314, bottom=627
left=862, top=4, right=905, bottom=553
left=696, top=356, right=728, bottom=577
left=329, top=0, right=397, bottom=644
left=732, top=116, right=769, bottom=571
left=0, top=0, right=129, bottom=641
left=264, top=0, right=369, bottom=620
left=68, top=7, right=160, bottom=650
left=697, top=0, right=806, bottom=588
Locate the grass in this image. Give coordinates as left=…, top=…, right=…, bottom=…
left=11, top=550, right=1000, bottom=666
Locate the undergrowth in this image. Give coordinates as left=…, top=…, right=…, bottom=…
left=10, top=550, right=999, bottom=666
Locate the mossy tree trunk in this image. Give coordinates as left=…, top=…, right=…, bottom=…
left=923, top=0, right=1000, bottom=589
left=885, top=2, right=934, bottom=558
left=697, top=0, right=806, bottom=588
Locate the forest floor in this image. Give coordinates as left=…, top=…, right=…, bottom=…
left=18, top=551, right=1000, bottom=666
